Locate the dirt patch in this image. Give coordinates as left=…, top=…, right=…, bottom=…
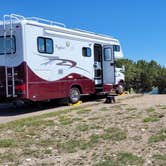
left=0, top=94, right=166, bottom=165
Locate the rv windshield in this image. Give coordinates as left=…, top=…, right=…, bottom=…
left=0, top=36, right=16, bottom=55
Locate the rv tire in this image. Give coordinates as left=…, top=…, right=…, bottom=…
left=69, top=87, right=81, bottom=104
left=116, top=84, right=124, bottom=95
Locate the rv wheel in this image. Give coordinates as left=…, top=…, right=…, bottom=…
left=69, top=87, right=80, bottom=104
left=116, top=84, right=124, bottom=95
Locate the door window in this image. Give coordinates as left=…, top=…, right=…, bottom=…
left=104, top=47, right=112, bottom=61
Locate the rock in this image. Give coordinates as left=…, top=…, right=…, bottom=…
left=158, top=114, right=164, bottom=118
left=25, top=158, right=31, bottom=162
left=147, top=160, right=152, bottom=164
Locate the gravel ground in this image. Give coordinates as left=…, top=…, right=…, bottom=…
left=0, top=94, right=165, bottom=166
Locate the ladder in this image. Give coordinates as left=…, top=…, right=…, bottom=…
left=3, top=14, right=16, bottom=97
left=5, top=67, right=15, bottom=97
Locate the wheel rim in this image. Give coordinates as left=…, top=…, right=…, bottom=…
left=117, top=85, right=124, bottom=94
left=70, top=88, right=80, bottom=103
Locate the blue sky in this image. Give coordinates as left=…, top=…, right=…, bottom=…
left=0, top=0, right=166, bottom=66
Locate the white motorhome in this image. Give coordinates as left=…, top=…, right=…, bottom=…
left=0, top=14, right=123, bottom=103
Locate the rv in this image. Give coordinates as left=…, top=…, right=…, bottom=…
left=0, top=14, right=123, bottom=104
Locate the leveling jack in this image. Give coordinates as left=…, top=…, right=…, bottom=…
left=105, top=95, right=116, bottom=104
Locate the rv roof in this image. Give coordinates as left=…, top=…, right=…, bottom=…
left=1, top=14, right=118, bottom=43
left=0, top=14, right=66, bottom=27
left=74, top=28, right=114, bottom=39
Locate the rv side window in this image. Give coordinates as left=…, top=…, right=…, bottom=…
left=46, top=39, right=54, bottom=54
left=0, top=36, right=16, bottom=55
left=104, top=48, right=112, bottom=61
left=113, top=45, right=120, bottom=52
left=37, top=37, right=53, bottom=54
left=82, top=47, right=91, bottom=57
left=38, top=38, right=45, bottom=53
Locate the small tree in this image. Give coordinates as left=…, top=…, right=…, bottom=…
left=156, top=68, right=166, bottom=93
left=115, top=58, right=166, bottom=94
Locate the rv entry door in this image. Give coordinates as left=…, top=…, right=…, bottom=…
left=94, top=44, right=103, bottom=85
left=102, top=45, right=115, bottom=84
